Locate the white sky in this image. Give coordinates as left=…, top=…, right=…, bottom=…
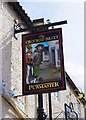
left=18, top=1, right=84, bottom=92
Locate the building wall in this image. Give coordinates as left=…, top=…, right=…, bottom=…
left=0, top=1, right=3, bottom=119
left=0, top=95, right=2, bottom=119
left=1, top=2, right=25, bottom=118
left=2, top=2, right=22, bottom=96
left=2, top=97, right=19, bottom=118
left=50, top=81, right=85, bottom=119
left=1, top=2, right=38, bottom=119
left=26, top=86, right=85, bottom=119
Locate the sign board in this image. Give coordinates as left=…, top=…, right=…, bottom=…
left=65, top=103, right=78, bottom=120
left=22, top=28, right=66, bottom=95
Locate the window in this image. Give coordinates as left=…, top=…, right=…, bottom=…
left=77, top=101, right=81, bottom=118
left=65, top=103, right=78, bottom=120
left=53, top=92, right=60, bottom=101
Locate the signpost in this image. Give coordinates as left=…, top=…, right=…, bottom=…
left=22, top=28, right=66, bottom=95
left=14, top=19, right=67, bottom=120
left=22, top=28, right=66, bottom=119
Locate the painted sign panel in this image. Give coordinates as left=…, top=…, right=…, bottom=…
left=22, top=28, right=66, bottom=95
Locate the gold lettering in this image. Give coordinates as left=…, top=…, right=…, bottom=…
left=45, top=37, right=50, bottom=41
left=25, top=40, right=32, bottom=44
left=28, top=82, right=59, bottom=91
left=25, top=35, right=59, bottom=45
left=54, top=82, right=59, bottom=87
left=55, top=35, right=58, bottom=39
left=29, top=85, right=35, bottom=90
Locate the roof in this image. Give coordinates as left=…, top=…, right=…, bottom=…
left=2, top=94, right=30, bottom=119
left=8, top=1, right=32, bottom=29
left=66, top=72, right=86, bottom=106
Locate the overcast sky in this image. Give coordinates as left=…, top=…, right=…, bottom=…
left=18, top=0, right=84, bottom=92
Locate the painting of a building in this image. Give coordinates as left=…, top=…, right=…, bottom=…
left=43, top=46, right=49, bottom=62
left=48, top=40, right=60, bottom=68
left=43, top=40, right=60, bottom=68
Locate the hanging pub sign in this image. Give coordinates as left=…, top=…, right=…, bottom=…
left=22, top=28, right=66, bottom=95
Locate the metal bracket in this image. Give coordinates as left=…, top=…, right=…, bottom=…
left=14, top=19, right=26, bottom=40
left=14, top=20, right=18, bottom=40
left=14, top=19, right=67, bottom=40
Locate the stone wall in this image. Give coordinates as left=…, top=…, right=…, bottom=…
left=2, top=97, right=19, bottom=118
left=1, top=2, right=24, bottom=118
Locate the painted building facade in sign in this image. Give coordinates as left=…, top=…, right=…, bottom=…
left=42, top=40, right=60, bottom=68
left=48, top=40, right=60, bottom=68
